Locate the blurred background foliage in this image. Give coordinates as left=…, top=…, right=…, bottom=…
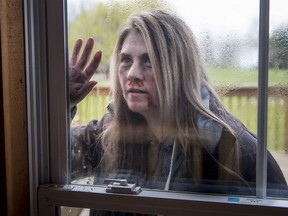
left=68, top=0, right=171, bottom=78
left=68, top=0, right=288, bottom=84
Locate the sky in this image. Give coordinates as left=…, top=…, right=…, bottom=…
left=169, top=0, right=287, bottom=33
left=67, top=0, right=288, bottom=67
left=67, top=0, right=288, bottom=35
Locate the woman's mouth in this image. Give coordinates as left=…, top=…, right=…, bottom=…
left=127, top=88, right=146, bottom=94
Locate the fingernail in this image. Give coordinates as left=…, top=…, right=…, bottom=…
left=95, top=51, right=102, bottom=58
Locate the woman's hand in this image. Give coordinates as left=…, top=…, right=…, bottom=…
left=69, top=38, right=102, bottom=107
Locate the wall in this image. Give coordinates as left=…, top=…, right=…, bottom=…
left=0, top=0, right=29, bottom=215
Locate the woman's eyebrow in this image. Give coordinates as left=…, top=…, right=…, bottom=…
left=139, top=53, right=150, bottom=61
left=119, top=53, right=131, bottom=60
left=119, top=52, right=149, bottom=59
left=119, top=52, right=130, bottom=57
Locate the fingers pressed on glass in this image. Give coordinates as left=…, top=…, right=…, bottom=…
left=85, top=51, right=102, bottom=78
left=78, top=38, right=94, bottom=70
left=69, top=38, right=101, bottom=107
left=70, top=39, right=83, bottom=67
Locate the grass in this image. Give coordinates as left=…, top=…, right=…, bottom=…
left=206, top=67, right=288, bottom=85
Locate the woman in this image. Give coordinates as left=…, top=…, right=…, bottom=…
left=70, top=10, right=287, bottom=214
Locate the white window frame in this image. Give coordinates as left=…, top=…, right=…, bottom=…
left=24, top=0, right=288, bottom=215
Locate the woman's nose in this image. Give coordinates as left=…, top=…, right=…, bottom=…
left=127, top=62, right=143, bottom=81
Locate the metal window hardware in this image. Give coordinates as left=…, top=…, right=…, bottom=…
left=104, top=179, right=142, bottom=195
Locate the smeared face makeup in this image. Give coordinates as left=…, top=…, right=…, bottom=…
left=118, top=31, right=159, bottom=117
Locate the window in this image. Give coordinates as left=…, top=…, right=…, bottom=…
left=24, top=0, right=288, bottom=215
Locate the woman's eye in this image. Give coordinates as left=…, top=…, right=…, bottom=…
left=120, top=56, right=131, bottom=65
left=144, top=56, right=152, bottom=67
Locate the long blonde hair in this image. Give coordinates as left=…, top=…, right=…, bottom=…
left=101, top=10, right=245, bottom=184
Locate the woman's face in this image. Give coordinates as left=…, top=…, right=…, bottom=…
left=118, top=31, right=159, bottom=117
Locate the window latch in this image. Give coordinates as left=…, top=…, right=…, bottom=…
left=104, top=178, right=142, bottom=194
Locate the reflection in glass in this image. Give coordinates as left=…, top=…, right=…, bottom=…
left=61, top=206, right=89, bottom=216
left=67, top=0, right=288, bottom=205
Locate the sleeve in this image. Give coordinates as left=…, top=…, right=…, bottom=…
left=239, top=129, right=288, bottom=197
left=70, top=114, right=111, bottom=180
left=266, top=151, right=288, bottom=196
left=70, top=106, right=77, bottom=120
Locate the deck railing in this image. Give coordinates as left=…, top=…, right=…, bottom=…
left=74, top=85, right=288, bottom=152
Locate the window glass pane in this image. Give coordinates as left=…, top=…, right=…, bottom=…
left=67, top=0, right=288, bottom=203
left=267, top=0, right=288, bottom=197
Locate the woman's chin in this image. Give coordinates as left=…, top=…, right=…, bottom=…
left=127, top=102, right=148, bottom=114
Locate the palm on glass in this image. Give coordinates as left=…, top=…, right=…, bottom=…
left=69, top=38, right=102, bottom=107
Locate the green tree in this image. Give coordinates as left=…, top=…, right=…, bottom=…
left=269, top=24, right=288, bottom=69
left=68, top=0, right=171, bottom=77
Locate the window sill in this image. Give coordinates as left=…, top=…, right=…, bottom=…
left=38, top=184, right=288, bottom=216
